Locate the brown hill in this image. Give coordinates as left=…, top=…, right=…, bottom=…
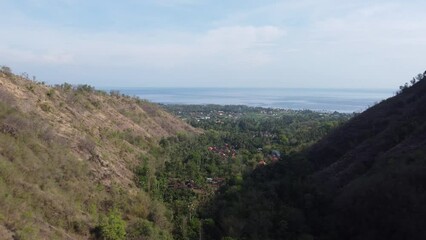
left=0, top=68, right=197, bottom=239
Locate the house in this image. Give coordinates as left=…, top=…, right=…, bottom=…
left=258, top=160, right=267, bottom=167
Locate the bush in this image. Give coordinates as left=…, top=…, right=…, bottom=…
left=99, top=209, right=126, bottom=240
left=127, top=219, right=173, bottom=240
left=46, top=89, right=55, bottom=98
left=0, top=65, right=13, bottom=77
left=110, top=90, right=121, bottom=97
left=77, top=84, right=95, bottom=93
left=39, top=102, right=52, bottom=112
left=59, top=82, right=73, bottom=92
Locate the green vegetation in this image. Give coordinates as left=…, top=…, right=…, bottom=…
left=141, top=72, right=426, bottom=240
left=98, top=209, right=127, bottom=240
left=0, top=65, right=12, bottom=77
left=1, top=66, right=425, bottom=240
left=134, top=105, right=351, bottom=240
left=0, top=68, right=191, bottom=239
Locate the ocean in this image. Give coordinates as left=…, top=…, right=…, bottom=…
left=116, top=88, right=394, bottom=113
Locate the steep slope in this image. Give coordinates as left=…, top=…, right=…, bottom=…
left=307, top=75, right=426, bottom=239
left=208, top=74, right=426, bottom=240
left=0, top=69, right=197, bottom=239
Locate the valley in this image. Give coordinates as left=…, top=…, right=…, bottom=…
left=1, top=67, right=425, bottom=240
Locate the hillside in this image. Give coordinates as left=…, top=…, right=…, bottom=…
left=208, top=73, right=426, bottom=240
left=306, top=74, right=426, bottom=239
left=0, top=69, right=197, bottom=239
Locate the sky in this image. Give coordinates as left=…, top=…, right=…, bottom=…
left=1, top=0, right=426, bottom=89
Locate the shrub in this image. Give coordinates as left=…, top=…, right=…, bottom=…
left=26, top=84, right=35, bottom=93
left=110, top=90, right=121, bottom=97
left=0, top=65, right=13, bottom=77
left=77, top=84, right=94, bottom=93
left=60, top=82, right=73, bottom=92
left=39, top=102, right=52, bottom=112
left=127, top=219, right=173, bottom=240
left=46, top=89, right=55, bottom=98
left=99, top=209, right=126, bottom=240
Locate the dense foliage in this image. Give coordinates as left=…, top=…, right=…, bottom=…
left=147, top=72, right=426, bottom=240
left=148, top=72, right=426, bottom=240
left=135, top=105, right=351, bottom=239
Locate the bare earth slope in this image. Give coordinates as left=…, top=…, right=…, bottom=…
left=0, top=71, right=197, bottom=239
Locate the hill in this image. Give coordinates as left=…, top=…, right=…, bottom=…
left=0, top=68, right=196, bottom=239
left=209, top=72, right=426, bottom=240
left=307, top=74, right=426, bottom=239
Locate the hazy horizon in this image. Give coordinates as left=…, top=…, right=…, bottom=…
left=1, top=0, right=425, bottom=89
left=100, top=86, right=395, bottom=91
left=111, top=87, right=394, bottom=113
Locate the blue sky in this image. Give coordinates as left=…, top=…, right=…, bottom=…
left=1, top=0, right=426, bottom=88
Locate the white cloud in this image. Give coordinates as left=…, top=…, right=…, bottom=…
left=1, top=0, right=426, bottom=88
left=0, top=12, right=286, bottom=70
left=193, top=26, right=286, bottom=66
left=201, top=26, right=285, bottom=49
left=311, top=2, right=426, bottom=44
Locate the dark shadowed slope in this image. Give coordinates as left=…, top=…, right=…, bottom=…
left=308, top=76, right=426, bottom=240
left=210, top=74, right=426, bottom=240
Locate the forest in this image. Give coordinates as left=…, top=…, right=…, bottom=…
left=137, top=105, right=352, bottom=240
left=140, top=71, right=426, bottom=240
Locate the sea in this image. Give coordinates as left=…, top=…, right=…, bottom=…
left=116, top=88, right=394, bottom=113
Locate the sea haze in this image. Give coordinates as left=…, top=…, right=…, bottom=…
left=117, top=88, right=394, bottom=113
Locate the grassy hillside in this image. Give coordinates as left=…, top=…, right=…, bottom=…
left=0, top=68, right=196, bottom=239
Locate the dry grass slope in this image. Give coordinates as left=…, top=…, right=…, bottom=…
left=0, top=70, right=198, bottom=239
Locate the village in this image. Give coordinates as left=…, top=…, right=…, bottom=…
left=162, top=104, right=286, bottom=123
